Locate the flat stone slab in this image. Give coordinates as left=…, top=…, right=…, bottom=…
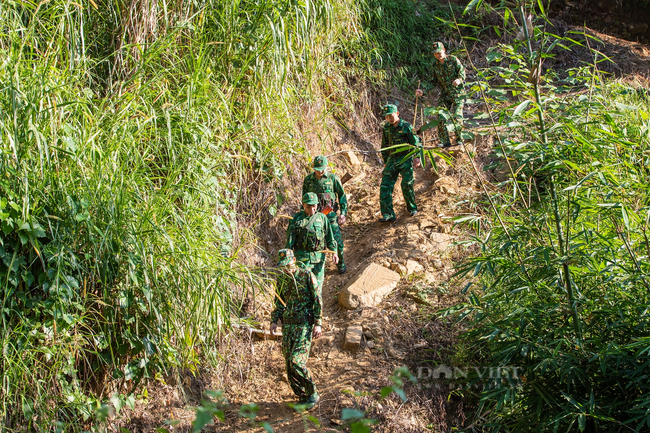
left=343, top=325, right=363, bottom=351
left=338, top=263, right=401, bottom=309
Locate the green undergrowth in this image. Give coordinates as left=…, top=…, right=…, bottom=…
left=0, top=0, right=387, bottom=429
left=446, top=1, right=650, bottom=431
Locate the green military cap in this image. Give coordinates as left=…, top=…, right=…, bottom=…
left=433, top=42, right=445, bottom=53
left=277, top=248, right=296, bottom=266
left=382, top=104, right=398, bottom=116
left=313, top=155, right=328, bottom=171
left=302, top=192, right=318, bottom=205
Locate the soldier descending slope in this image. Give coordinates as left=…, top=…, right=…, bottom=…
left=302, top=155, right=348, bottom=274
left=286, top=192, right=338, bottom=294
left=415, top=41, right=466, bottom=148
left=378, top=104, right=422, bottom=223
left=270, top=249, right=322, bottom=410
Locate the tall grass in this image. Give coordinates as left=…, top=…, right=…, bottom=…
left=0, top=0, right=372, bottom=429
left=449, top=1, right=650, bottom=431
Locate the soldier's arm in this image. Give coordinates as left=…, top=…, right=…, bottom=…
left=455, top=56, right=466, bottom=82
left=405, top=123, right=422, bottom=149
left=270, top=276, right=285, bottom=324
left=381, top=125, right=390, bottom=163
left=309, top=272, right=322, bottom=327
left=334, top=176, right=348, bottom=216
left=324, top=216, right=337, bottom=252
left=285, top=218, right=295, bottom=249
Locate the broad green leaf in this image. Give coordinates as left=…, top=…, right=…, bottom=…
left=513, top=100, right=531, bottom=117
left=342, top=408, right=364, bottom=420
left=463, top=0, right=483, bottom=15
left=193, top=408, right=214, bottom=432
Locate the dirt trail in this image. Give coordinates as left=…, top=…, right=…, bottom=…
left=118, top=129, right=486, bottom=432
left=209, top=137, right=486, bottom=432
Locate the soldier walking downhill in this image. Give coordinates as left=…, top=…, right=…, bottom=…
left=270, top=249, right=322, bottom=410
left=286, top=192, right=339, bottom=294
left=378, top=104, right=422, bottom=223
left=415, top=41, right=466, bottom=148
left=302, top=155, right=348, bottom=274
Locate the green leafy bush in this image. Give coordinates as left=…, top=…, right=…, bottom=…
left=450, top=2, right=650, bottom=431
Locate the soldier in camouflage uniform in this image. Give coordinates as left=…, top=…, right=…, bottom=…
left=378, top=104, right=422, bottom=223
left=270, top=249, right=322, bottom=410
left=415, top=41, right=466, bottom=148
left=302, top=155, right=348, bottom=274
left=286, top=192, right=338, bottom=294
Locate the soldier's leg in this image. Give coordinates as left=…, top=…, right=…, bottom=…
left=399, top=160, right=417, bottom=213
left=311, top=259, right=325, bottom=296
left=379, top=161, right=400, bottom=219
left=328, top=216, right=345, bottom=272
left=437, top=98, right=452, bottom=146
left=452, top=96, right=465, bottom=144
left=282, top=324, right=316, bottom=400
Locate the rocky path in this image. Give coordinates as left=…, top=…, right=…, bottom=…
left=211, top=145, right=484, bottom=432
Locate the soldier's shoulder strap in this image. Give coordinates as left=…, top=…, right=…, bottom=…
left=303, top=212, right=322, bottom=231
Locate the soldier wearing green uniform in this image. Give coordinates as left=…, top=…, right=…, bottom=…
left=286, top=192, right=339, bottom=293
left=378, top=104, right=422, bottom=223
left=270, top=249, right=322, bottom=410
left=302, top=155, right=348, bottom=275
left=416, top=41, right=466, bottom=148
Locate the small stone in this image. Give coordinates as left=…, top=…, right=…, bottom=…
left=364, top=331, right=375, bottom=340
left=406, top=260, right=424, bottom=276
left=396, top=250, right=409, bottom=260
left=429, top=233, right=455, bottom=251
left=311, top=334, right=334, bottom=356
left=344, top=325, right=363, bottom=351
left=394, top=264, right=407, bottom=276
left=366, top=340, right=375, bottom=349
left=436, top=176, right=458, bottom=195
left=345, top=151, right=361, bottom=166
left=432, top=259, right=443, bottom=268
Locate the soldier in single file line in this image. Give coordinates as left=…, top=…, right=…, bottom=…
left=378, top=104, right=422, bottom=223
left=270, top=249, right=321, bottom=410
left=415, top=41, right=466, bottom=148
left=302, top=155, right=348, bottom=274
left=286, top=192, right=339, bottom=294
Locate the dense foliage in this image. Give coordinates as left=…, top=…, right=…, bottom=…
left=451, top=2, right=650, bottom=431
left=0, top=0, right=372, bottom=428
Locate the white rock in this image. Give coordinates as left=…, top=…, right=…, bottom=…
left=345, top=151, right=361, bottom=166
left=429, top=233, right=455, bottom=252
left=406, top=260, right=424, bottom=275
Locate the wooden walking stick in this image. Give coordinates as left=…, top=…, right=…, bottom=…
left=413, top=80, right=421, bottom=127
